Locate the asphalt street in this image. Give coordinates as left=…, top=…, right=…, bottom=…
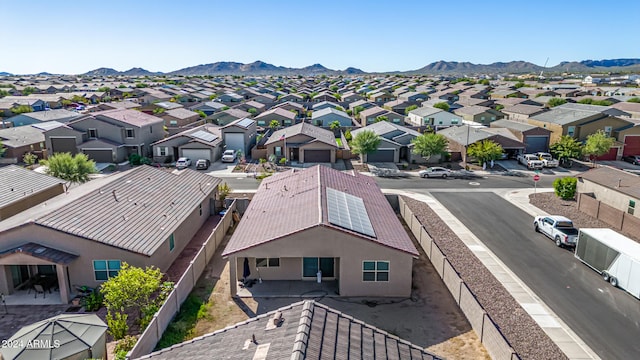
left=219, top=172, right=558, bottom=192
left=432, top=192, right=640, bottom=360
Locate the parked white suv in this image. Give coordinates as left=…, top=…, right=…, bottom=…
left=175, top=157, right=191, bottom=170
left=535, top=152, right=559, bottom=168
left=517, top=154, right=544, bottom=170
left=221, top=150, right=237, bottom=163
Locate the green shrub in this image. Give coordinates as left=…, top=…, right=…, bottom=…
left=23, top=152, right=38, bottom=166
left=140, top=157, right=152, bottom=165
left=279, top=157, right=286, bottom=165
left=114, top=335, right=138, bottom=360
left=106, top=311, right=129, bottom=340
left=82, top=290, right=103, bottom=311
left=128, top=153, right=142, bottom=166
left=553, top=177, right=577, bottom=200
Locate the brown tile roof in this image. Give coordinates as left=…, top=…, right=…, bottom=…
left=164, top=108, right=200, bottom=119
left=93, top=108, right=163, bottom=127
left=223, top=165, right=418, bottom=257
left=579, top=166, right=640, bottom=199
left=255, top=107, right=296, bottom=120
left=136, top=300, right=441, bottom=360
left=36, top=166, right=221, bottom=256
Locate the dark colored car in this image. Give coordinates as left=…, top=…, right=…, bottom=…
left=195, top=159, right=210, bottom=170
left=622, top=155, right=640, bottom=165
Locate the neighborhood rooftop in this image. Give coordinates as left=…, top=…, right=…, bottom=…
left=222, top=165, right=418, bottom=257
left=0, top=165, right=64, bottom=209
left=35, top=166, right=221, bottom=256
left=136, top=300, right=441, bottom=360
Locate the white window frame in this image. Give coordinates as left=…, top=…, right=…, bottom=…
left=362, top=260, right=389, bottom=282
left=158, top=147, right=168, bottom=156
left=93, top=259, right=121, bottom=281
left=256, top=258, right=280, bottom=267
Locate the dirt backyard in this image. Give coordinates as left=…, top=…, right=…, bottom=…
left=161, top=229, right=489, bottom=359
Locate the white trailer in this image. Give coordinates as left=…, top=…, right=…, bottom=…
left=575, top=228, right=640, bottom=299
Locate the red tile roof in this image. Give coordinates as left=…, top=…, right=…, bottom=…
left=222, top=165, right=418, bottom=257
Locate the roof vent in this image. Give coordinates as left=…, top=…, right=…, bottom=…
left=265, top=311, right=283, bottom=330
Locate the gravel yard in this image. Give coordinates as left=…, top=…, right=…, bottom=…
left=403, top=196, right=567, bottom=360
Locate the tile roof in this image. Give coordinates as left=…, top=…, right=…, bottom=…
left=136, top=300, right=440, bottom=360
left=93, top=109, right=163, bottom=127
left=164, top=108, right=200, bottom=119
left=501, top=104, right=546, bottom=116
left=255, top=107, right=296, bottom=120
left=223, top=165, right=418, bottom=257
left=0, top=124, right=46, bottom=147
left=35, top=166, right=221, bottom=256
left=529, top=107, right=602, bottom=125
left=18, top=109, right=81, bottom=122
left=579, top=166, right=640, bottom=199
left=351, top=121, right=420, bottom=140
left=453, top=105, right=494, bottom=116
left=408, top=106, right=444, bottom=117
left=265, top=123, right=337, bottom=147
left=0, top=165, right=64, bottom=209
left=0, top=242, right=78, bottom=265
left=311, top=107, right=350, bottom=119
left=490, top=119, right=539, bottom=132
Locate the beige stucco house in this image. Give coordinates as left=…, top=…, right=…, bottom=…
left=0, top=166, right=220, bottom=304
left=265, top=122, right=338, bottom=163
left=222, top=165, right=419, bottom=297
left=578, top=166, right=640, bottom=218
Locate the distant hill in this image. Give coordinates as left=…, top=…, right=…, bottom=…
left=83, top=67, right=120, bottom=76
left=17, top=58, right=640, bottom=77
left=0, top=72, right=12, bottom=76
left=168, top=60, right=363, bottom=76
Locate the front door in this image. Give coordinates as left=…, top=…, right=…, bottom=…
left=303, top=257, right=334, bottom=278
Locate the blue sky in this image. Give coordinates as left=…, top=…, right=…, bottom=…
left=2, top=0, right=638, bottom=74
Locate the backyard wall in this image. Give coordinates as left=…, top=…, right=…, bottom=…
left=578, top=193, right=640, bottom=240
left=126, top=200, right=237, bottom=359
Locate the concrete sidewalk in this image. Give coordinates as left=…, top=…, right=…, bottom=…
left=387, top=188, right=598, bottom=360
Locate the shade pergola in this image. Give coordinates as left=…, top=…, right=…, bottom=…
left=0, top=314, right=107, bottom=360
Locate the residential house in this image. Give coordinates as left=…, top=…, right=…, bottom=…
left=0, top=165, right=221, bottom=304
left=0, top=98, right=47, bottom=118
left=453, top=105, right=505, bottom=126
left=134, top=300, right=442, bottom=360
left=351, top=121, right=425, bottom=163
left=151, top=124, right=223, bottom=163
left=358, top=106, right=404, bottom=126
left=44, top=109, right=165, bottom=163
left=368, top=91, right=395, bottom=105
left=341, top=91, right=365, bottom=103
left=577, top=167, right=640, bottom=220
left=231, top=100, right=265, bottom=115
left=490, top=119, right=552, bottom=153
left=254, top=107, right=297, bottom=128
left=271, top=101, right=305, bottom=118
left=0, top=165, right=64, bottom=221
left=265, top=122, right=338, bottom=163
left=221, top=118, right=257, bottom=156
left=348, top=99, right=374, bottom=111
left=277, top=93, right=305, bottom=103
left=222, top=165, right=419, bottom=297
left=501, top=104, right=547, bottom=122
left=188, top=101, right=227, bottom=116
left=406, top=107, right=463, bottom=128
left=398, top=91, right=429, bottom=102
left=490, top=89, right=528, bottom=99
left=528, top=104, right=635, bottom=159
left=311, top=92, right=338, bottom=103
left=311, top=101, right=341, bottom=111
left=1, top=109, right=81, bottom=128
left=161, top=108, right=203, bottom=133
left=86, top=101, right=141, bottom=113
left=208, top=108, right=251, bottom=126
left=439, top=125, right=526, bottom=161
left=0, top=122, right=60, bottom=160
left=217, top=93, right=244, bottom=103
left=611, top=102, right=640, bottom=119
left=139, top=88, right=173, bottom=104
left=311, top=107, right=352, bottom=127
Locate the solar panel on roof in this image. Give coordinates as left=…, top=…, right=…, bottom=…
left=191, top=130, right=217, bottom=142
left=326, top=187, right=376, bottom=238
left=236, top=118, right=254, bottom=129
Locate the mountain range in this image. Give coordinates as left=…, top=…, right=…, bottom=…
left=3, top=59, right=640, bottom=77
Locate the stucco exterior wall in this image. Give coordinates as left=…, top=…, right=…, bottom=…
left=229, top=227, right=414, bottom=297
left=578, top=179, right=639, bottom=218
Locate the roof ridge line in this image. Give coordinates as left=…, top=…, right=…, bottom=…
left=290, top=300, right=314, bottom=360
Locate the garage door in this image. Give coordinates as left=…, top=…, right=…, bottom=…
left=50, top=138, right=77, bottom=154
left=367, top=149, right=395, bottom=162
left=225, top=133, right=245, bottom=154
left=83, top=149, right=113, bottom=162
left=182, top=148, right=211, bottom=161
left=623, top=135, right=640, bottom=156
left=304, top=150, right=331, bottom=162
left=524, top=136, right=549, bottom=154
left=595, top=147, right=618, bottom=161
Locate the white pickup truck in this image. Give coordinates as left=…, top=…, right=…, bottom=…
left=517, top=154, right=544, bottom=170
left=534, top=215, right=579, bottom=247
left=535, top=152, right=559, bottom=168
